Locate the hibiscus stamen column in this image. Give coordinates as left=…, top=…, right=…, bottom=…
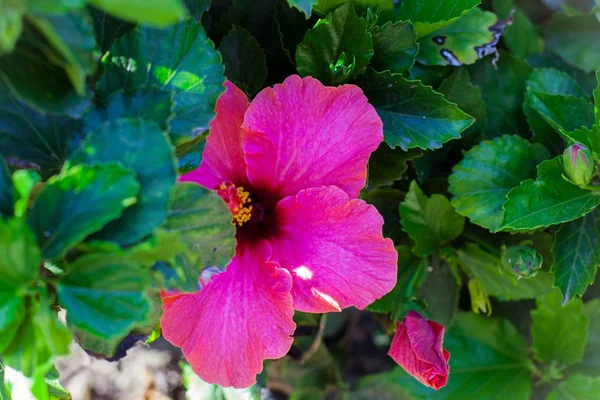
left=216, top=182, right=253, bottom=226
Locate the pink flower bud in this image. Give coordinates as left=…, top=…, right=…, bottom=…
left=388, top=310, right=450, bottom=390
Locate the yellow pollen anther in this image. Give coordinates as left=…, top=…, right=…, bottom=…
left=216, top=182, right=253, bottom=227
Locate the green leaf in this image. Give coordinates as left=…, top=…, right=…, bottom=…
left=396, top=0, right=481, bottom=38
left=0, top=157, right=13, bottom=218
left=551, top=210, right=600, bottom=304
left=83, top=88, right=174, bottom=134
left=367, top=144, right=422, bottom=188
left=88, top=7, right=135, bottom=53
left=12, top=170, right=41, bottom=218
left=0, top=25, right=91, bottom=117
left=286, top=0, right=316, bottom=17
left=468, top=50, right=532, bottom=136
left=3, top=299, right=72, bottom=378
left=0, top=83, right=83, bottom=178
left=546, top=13, right=600, bottom=74
left=458, top=243, right=554, bottom=301
left=275, top=0, right=315, bottom=63
left=449, top=135, right=550, bottom=231
left=560, top=125, right=600, bottom=160
left=527, top=68, right=588, bottom=99
left=417, top=8, right=504, bottom=67
left=27, top=0, right=86, bottom=14
left=361, top=313, right=532, bottom=400
left=366, top=245, right=426, bottom=319
left=595, top=71, right=600, bottom=124
left=27, top=163, right=139, bottom=259
left=163, top=183, right=236, bottom=269
left=313, top=0, right=394, bottom=22
left=493, top=0, right=544, bottom=59
left=568, top=299, right=600, bottom=376
left=500, top=157, right=600, bottom=231
left=43, top=367, right=70, bottom=400
left=72, top=119, right=176, bottom=245
left=218, top=27, right=267, bottom=96
left=437, top=67, right=486, bottom=143
left=525, top=92, right=594, bottom=133
left=416, top=256, right=459, bottom=326
left=370, top=21, right=418, bottom=74
left=359, top=69, right=474, bottom=150
left=27, top=10, right=98, bottom=96
left=57, top=252, right=151, bottom=340
left=88, top=0, right=187, bottom=27
left=183, top=0, right=211, bottom=22
left=99, top=19, right=225, bottom=145
left=400, top=181, right=465, bottom=257
left=0, top=1, right=25, bottom=55
left=531, top=290, right=588, bottom=365
left=359, top=187, right=404, bottom=243
left=176, top=134, right=206, bottom=174
left=547, top=375, right=600, bottom=400
left=296, top=2, right=374, bottom=85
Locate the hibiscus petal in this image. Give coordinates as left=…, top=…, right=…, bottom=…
left=180, top=81, right=250, bottom=189
left=242, top=75, right=383, bottom=201
left=268, top=186, right=397, bottom=313
left=160, top=241, right=295, bottom=388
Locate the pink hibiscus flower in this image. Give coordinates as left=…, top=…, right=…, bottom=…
left=160, top=75, right=398, bottom=388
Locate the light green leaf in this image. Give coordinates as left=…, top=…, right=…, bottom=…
left=27, top=9, right=98, bottom=95
left=370, top=21, right=418, bottom=74
left=219, top=27, right=267, bottom=96
left=568, top=299, right=600, bottom=376
left=296, top=2, right=374, bottom=85
left=164, top=183, right=236, bottom=269
left=531, top=290, right=588, bottom=365
left=88, top=0, right=187, bottom=27
left=313, top=0, right=394, bottom=22
left=500, top=157, right=600, bottom=231
left=0, top=83, right=82, bottom=178
left=0, top=0, right=25, bottom=54
left=0, top=156, right=13, bottom=218
left=560, top=125, right=600, bottom=160
left=449, top=135, right=550, bottom=232
left=359, top=313, right=532, bottom=400
left=417, top=8, right=504, bottom=67
left=43, top=367, right=70, bottom=400
left=286, top=0, right=316, bottom=17
left=527, top=68, right=588, bottom=98
left=396, top=0, right=481, bottom=38
left=525, top=91, right=594, bottom=133
left=83, top=88, right=174, bottom=134
left=493, top=0, right=543, bottom=58
left=57, top=252, right=151, bottom=340
left=551, top=210, right=600, bottom=303
left=72, top=119, right=176, bottom=245
left=400, top=181, right=465, bottom=257
left=546, top=13, right=600, bottom=74
left=468, top=50, right=532, bottom=136
left=458, top=243, right=553, bottom=301
left=547, top=374, right=600, bottom=400
left=99, top=19, right=225, bottom=145
left=3, top=299, right=72, bottom=378
left=12, top=170, right=41, bottom=218
left=27, top=163, right=140, bottom=259
left=359, top=69, right=474, bottom=150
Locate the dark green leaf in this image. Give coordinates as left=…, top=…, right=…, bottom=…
left=164, top=183, right=236, bottom=269
left=27, top=9, right=98, bottom=95
left=27, top=163, right=139, bottom=259
left=0, top=157, right=13, bottom=218
left=360, top=313, right=532, bottom=400
left=28, top=0, right=86, bottom=14
left=449, top=135, right=550, bottom=231
left=286, top=0, right=317, bottom=17
left=83, top=88, right=174, bottom=134
left=0, top=25, right=91, bottom=118
left=88, top=0, right=187, bottom=27
left=525, top=92, right=594, bottom=133
left=546, top=13, right=600, bottom=74
left=400, top=181, right=465, bottom=257
left=359, top=187, right=404, bottom=243
left=527, top=68, right=587, bottom=99
left=57, top=252, right=151, bottom=340
left=437, top=67, right=486, bottom=143
left=500, top=157, right=600, bottom=231
left=531, top=290, right=588, bottom=365
left=493, top=0, right=544, bottom=58
left=296, top=2, right=374, bottom=85
left=458, top=243, right=553, bottom=300
left=218, top=27, right=267, bottom=96
left=551, top=210, right=600, bottom=303
left=99, top=19, right=225, bottom=145
left=417, top=8, right=504, bottom=67
left=370, top=21, right=418, bottom=74
left=275, top=0, right=315, bottom=63
left=367, top=144, right=422, bottom=188
left=72, top=119, right=176, bottom=245
left=547, top=375, right=600, bottom=400
left=416, top=256, right=459, bottom=326
left=396, top=0, right=481, bottom=37
left=88, top=7, right=136, bottom=53
left=359, top=69, right=474, bottom=150
left=176, top=134, right=206, bottom=174
left=568, top=299, right=600, bottom=376
left=560, top=125, right=600, bottom=160
left=595, top=71, right=600, bottom=124
left=468, top=50, right=532, bottom=136
left=313, top=0, right=394, bottom=22
left=184, top=0, right=211, bottom=21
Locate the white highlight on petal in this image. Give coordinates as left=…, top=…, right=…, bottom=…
left=312, top=288, right=341, bottom=311
left=294, top=265, right=313, bottom=280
